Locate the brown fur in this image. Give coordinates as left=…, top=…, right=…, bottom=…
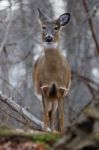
left=33, top=50, right=71, bottom=95
left=33, top=10, right=71, bottom=133
left=33, top=48, right=71, bottom=132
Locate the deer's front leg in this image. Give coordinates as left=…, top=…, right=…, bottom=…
left=50, top=100, right=58, bottom=132
left=42, top=97, right=49, bottom=131
left=58, top=99, right=64, bottom=133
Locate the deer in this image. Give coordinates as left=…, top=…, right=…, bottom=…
left=33, top=9, right=71, bottom=133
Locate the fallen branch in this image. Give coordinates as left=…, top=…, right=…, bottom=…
left=0, top=91, right=45, bottom=131
left=0, top=106, right=35, bottom=129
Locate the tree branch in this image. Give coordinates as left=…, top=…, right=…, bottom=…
left=72, top=71, right=99, bottom=95
left=0, top=91, right=49, bottom=131
left=83, top=0, right=99, bottom=54
left=0, top=6, right=13, bottom=54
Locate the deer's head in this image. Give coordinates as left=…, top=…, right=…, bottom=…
left=38, top=9, right=70, bottom=50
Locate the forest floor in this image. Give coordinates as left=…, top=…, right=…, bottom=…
left=0, top=99, right=99, bottom=150
left=0, top=126, right=61, bottom=150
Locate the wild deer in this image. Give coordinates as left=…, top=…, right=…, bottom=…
left=33, top=9, right=71, bottom=133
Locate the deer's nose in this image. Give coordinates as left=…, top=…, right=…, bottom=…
left=45, top=35, right=53, bottom=43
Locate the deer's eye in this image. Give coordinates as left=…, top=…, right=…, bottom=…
left=54, top=26, right=58, bottom=31
left=42, top=26, right=46, bottom=30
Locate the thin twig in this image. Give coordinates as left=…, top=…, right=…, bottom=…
left=83, top=0, right=99, bottom=54
left=72, top=71, right=99, bottom=95
left=64, top=2, right=99, bottom=48
left=72, top=71, right=99, bottom=86
left=0, top=6, right=13, bottom=54
left=76, top=89, right=99, bottom=120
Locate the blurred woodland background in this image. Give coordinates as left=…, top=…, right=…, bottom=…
left=0, top=0, right=99, bottom=130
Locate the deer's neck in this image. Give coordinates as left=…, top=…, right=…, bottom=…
left=44, top=48, right=62, bottom=69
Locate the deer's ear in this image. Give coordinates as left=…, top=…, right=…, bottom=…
left=38, top=8, right=50, bottom=22
left=59, top=13, right=70, bottom=26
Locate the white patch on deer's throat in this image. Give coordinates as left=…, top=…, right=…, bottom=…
left=43, top=42, right=58, bottom=49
